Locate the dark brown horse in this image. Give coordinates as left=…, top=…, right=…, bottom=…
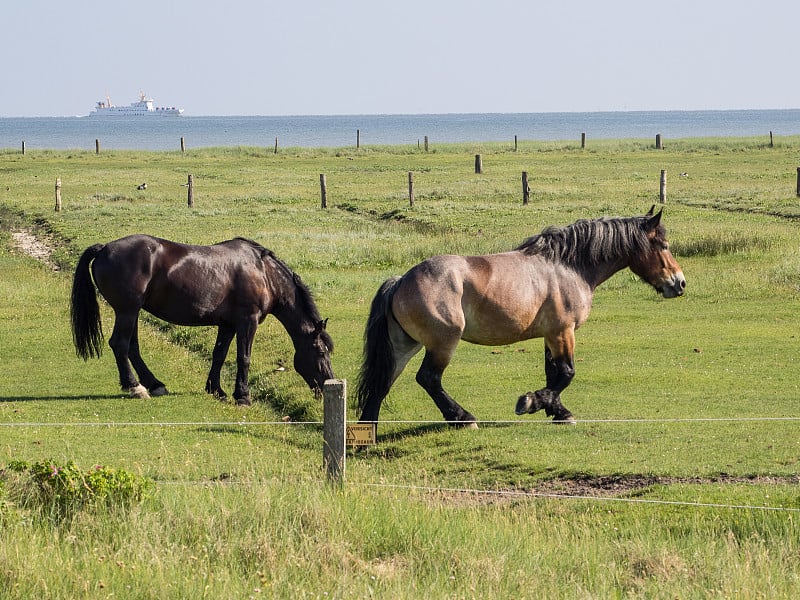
left=356, top=208, right=685, bottom=427
left=71, top=235, right=334, bottom=404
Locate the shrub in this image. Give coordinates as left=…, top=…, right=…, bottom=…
left=0, top=459, right=154, bottom=522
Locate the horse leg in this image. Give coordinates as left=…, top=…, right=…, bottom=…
left=232, top=317, right=258, bottom=406
left=416, top=348, right=478, bottom=428
left=108, top=312, right=150, bottom=399
left=206, top=325, right=235, bottom=400
left=515, top=333, right=576, bottom=423
left=128, top=321, right=168, bottom=396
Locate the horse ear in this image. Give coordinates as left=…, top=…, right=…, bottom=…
left=315, top=318, right=328, bottom=333
left=646, top=207, right=663, bottom=230
left=645, top=205, right=655, bottom=216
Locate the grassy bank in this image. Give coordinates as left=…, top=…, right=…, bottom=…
left=2, top=138, right=800, bottom=597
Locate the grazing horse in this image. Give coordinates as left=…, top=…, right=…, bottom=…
left=71, top=235, right=334, bottom=404
left=356, top=207, right=685, bottom=426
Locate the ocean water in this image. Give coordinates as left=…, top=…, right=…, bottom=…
left=1, top=110, right=799, bottom=151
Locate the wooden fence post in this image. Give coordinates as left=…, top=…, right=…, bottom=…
left=21, top=141, right=25, bottom=155
left=95, top=139, right=100, bottom=154
left=54, top=178, right=62, bottom=212
left=357, top=129, right=360, bottom=149
left=655, top=134, right=663, bottom=150
left=581, top=133, right=586, bottom=149
left=770, top=131, right=774, bottom=148
left=180, top=137, right=185, bottom=153
left=323, top=379, right=347, bottom=485
left=424, top=136, right=429, bottom=152
left=796, top=167, right=800, bottom=198
left=320, top=174, right=328, bottom=209
left=514, top=135, right=518, bottom=152
left=522, top=171, right=530, bottom=206
left=475, top=154, right=483, bottom=174
left=187, top=174, right=194, bottom=207
left=659, top=169, right=667, bottom=204
left=274, top=137, right=279, bottom=154
left=408, top=171, right=414, bottom=207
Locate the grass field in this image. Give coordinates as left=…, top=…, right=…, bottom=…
left=1, top=138, right=800, bottom=598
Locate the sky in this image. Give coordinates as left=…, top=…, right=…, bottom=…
left=3, top=0, right=799, bottom=117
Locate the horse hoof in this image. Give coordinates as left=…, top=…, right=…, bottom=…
left=127, top=384, right=150, bottom=399
left=553, top=414, right=577, bottom=425
left=235, top=397, right=252, bottom=407
left=150, top=385, right=169, bottom=397
left=515, top=392, right=540, bottom=415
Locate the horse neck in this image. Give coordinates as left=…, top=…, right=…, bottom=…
left=581, top=256, right=630, bottom=291
left=268, top=269, right=317, bottom=344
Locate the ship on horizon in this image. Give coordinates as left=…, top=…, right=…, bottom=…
left=89, top=92, right=183, bottom=116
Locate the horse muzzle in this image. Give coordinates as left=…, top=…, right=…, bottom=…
left=659, top=272, right=686, bottom=298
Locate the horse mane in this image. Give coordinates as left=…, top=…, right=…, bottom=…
left=515, top=215, right=661, bottom=269
left=234, top=238, right=333, bottom=350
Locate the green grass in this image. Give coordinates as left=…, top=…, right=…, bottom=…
left=2, top=138, right=800, bottom=597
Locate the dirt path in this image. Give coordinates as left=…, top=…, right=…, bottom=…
left=10, top=228, right=60, bottom=271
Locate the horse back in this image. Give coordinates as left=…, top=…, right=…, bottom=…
left=92, top=235, right=271, bottom=325
left=392, top=252, right=594, bottom=346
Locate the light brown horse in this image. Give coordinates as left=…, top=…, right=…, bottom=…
left=356, top=207, right=685, bottom=427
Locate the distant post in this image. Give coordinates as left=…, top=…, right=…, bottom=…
left=180, top=137, right=186, bottom=153
left=187, top=174, right=194, bottom=207
left=408, top=171, right=414, bottom=207
left=514, top=135, right=518, bottom=152
left=655, top=134, right=663, bottom=150
left=95, top=139, right=100, bottom=154
left=274, top=137, right=279, bottom=154
left=581, top=133, right=586, bottom=149
left=522, top=171, right=530, bottom=206
left=475, top=154, right=483, bottom=174
left=21, top=141, right=25, bottom=155
left=323, top=379, right=347, bottom=485
left=659, top=169, right=667, bottom=204
left=769, top=131, right=774, bottom=148
left=54, top=177, right=62, bottom=212
left=320, top=174, right=328, bottom=209
left=357, top=129, right=360, bottom=149
left=796, top=167, right=800, bottom=198
left=424, top=136, right=429, bottom=152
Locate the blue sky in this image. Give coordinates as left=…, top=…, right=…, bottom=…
left=3, top=0, right=799, bottom=117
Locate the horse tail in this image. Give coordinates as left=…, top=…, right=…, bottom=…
left=70, top=244, right=105, bottom=360
left=356, top=276, right=403, bottom=414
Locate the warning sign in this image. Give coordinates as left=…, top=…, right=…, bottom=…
left=346, top=423, right=377, bottom=446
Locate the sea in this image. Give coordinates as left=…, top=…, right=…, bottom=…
left=1, top=109, right=800, bottom=151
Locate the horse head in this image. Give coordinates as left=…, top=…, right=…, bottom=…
left=628, top=206, right=686, bottom=298
left=294, top=318, right=334, bottom=397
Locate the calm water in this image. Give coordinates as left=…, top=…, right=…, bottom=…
left=1, top=110, right=799, bottom=151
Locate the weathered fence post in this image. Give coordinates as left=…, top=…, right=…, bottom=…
left=274, top=137, right=279, bottom=154
left=424, top=136, right=429, bottom=152
left=581, top=132, right=586, bottom=149
left=95, top=139, right=100, bottom=154
left=356, top=129, right=360, bottom=149
left=323, top=379, right=347, bottom=485
left=770, top=131, right=774, bottom=148
left=187, top=174, right=194, bottom=207
left=655, top=134, right=663, bottom=150
left=408, top=171, right=414, bottom=207
left=475, top=154, right=483, bottom=174
left=796, top=167, right=800, bottom=198
left=54, top=177, right=62, bottom=212
left=514, top=135, right=518, bottom=152
left=522, top=171, right=530, bottom=206
left=21, top=141, right=25, bottom=155
left=320, top=174, right=328, bottom=209
left=180, top=137, right=185, bottom=153
left=659, top=169, right=667, bottom=204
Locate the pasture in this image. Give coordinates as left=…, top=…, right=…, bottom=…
left=1, top=137, right=800, bottom=598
